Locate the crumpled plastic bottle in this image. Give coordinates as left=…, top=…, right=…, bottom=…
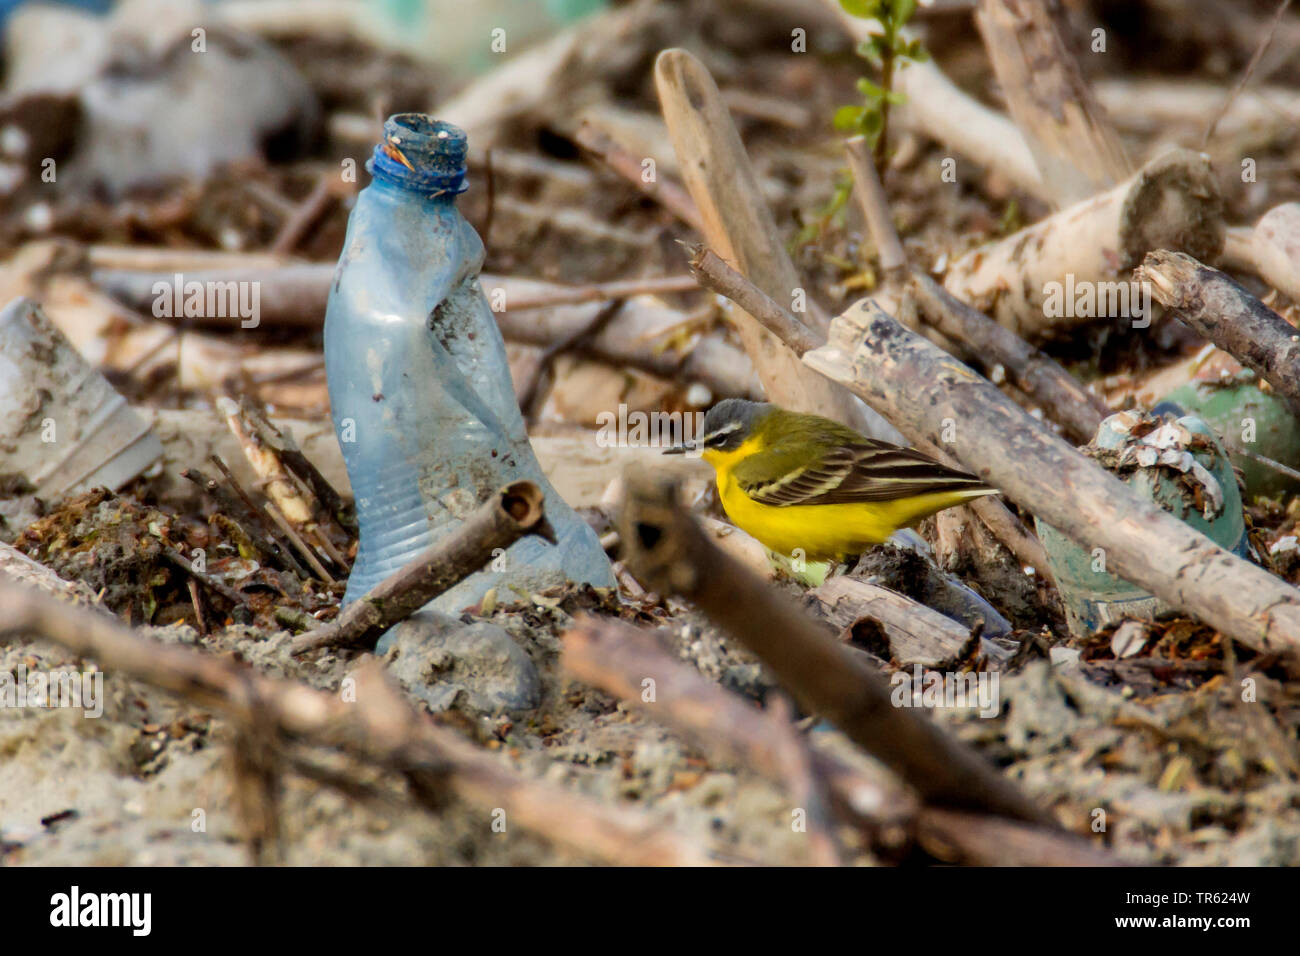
left=324, top=113, right=614, bottom=621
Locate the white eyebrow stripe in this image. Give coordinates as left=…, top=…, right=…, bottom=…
left=703, top=422, right=742, bottom=444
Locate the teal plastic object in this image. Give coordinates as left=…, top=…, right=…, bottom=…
left=324, top=114, right=614, bottom=618
left=1036, top=412, right=1249, bottom=637
left=367, top=0, right=607, bottom=75
left=1161, top=372, right=1300, bottom=499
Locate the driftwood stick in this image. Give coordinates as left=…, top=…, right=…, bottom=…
left=844, top=134, right=1107, bottom=443
left=93, top=264, right=760, bottom=400
left=94, top=264, right=332, bottom=328
left=908, top=272, right=1107, bottom=442
left=918, top=807, right=1120, bottom=866
left=1220, top=203, right=1300, bottom=305
left=225, top=398, right=352, bottom=533
left=502, top=273, right=701, bottom=311
left=219, top=396, right=320, bottom=531
left=687, top=246, right=824, bottom=356
left=654, top=48, right=881, bottom=436
left=1137, top=250, right=1300, bottom=418
left=291, top=481, right=555, bottom=655
left=564, top=616, right=847, bottom=866
left=0, top=580, right=713, bottom=866
left=845, top=137, right=907, bottom=283
left=974, top=0, right=1130, bottom=205
left=801, top=297, right=1300, bottom=658
left=617, top=471, right=1054, bottom=827
left=87, top=245, right=288, bottom=272
left=942, top=148, right=1225, bottom=339
left=809, top=576, right=972, bottom=667
left=1095, top=78, right=1300, bottom=139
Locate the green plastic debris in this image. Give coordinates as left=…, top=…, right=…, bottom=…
left=1160, top=370, right=1300, bottom=499
left=1036, top=411, right=1250, bottom=637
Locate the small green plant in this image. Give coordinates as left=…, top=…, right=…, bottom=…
left=795, top=0, right=926, bottom=252
left=833, top=0, right=927, bottom=169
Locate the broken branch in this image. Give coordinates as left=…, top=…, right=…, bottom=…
left=942, top=148, right=1225, bottom=339
left=291, top=481, right=555, bottom=655
left=1137, top=250, right=1300, bottom=418
left=974, top=0, right=1130, bottom=205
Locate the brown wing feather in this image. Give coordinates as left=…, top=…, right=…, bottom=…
left=738, top=441, right=993, bottom=507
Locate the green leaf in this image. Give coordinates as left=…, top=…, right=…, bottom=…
left=839, top=0, right=881, bottom=18
left=861, top=109, right=884, bottom=136
left=856, top=76, right=884, bottom=99
left=884, top=89, right=908, bottom=106
left=895, top=0, right=917, bottom=24
left=833, top=105, right=866, bottom=132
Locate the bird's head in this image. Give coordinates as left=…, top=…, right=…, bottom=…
left=663, top=399, right=773, bottom=461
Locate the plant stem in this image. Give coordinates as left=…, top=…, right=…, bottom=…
left=874, top=16, right=897, bottom=172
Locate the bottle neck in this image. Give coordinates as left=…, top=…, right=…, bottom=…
left=367, top=113, right=469, bottom=198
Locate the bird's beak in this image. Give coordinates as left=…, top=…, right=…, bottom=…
left=663, top=441, right=696, bottom=455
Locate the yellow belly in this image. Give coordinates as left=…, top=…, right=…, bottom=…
left=716, top=471, right=990, bottom=561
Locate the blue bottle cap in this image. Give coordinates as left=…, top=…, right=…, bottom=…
left=368, top=114, right=469, bottom=196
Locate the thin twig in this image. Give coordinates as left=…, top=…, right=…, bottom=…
left=162, top=547, right=246, bottom=605
left=572, top=120, right=706, bottom=233
left=1202, top=0, right=1294, bottom=148
left=264, top=501, right=335, bottom=584
left=291, top=481, right=555, bottom=655
left=846, top=137, right=907, bottom=284
left=503, top=274, right=700, bottom=311
left=687, top=246, right=824, bottom=356
left=520, top=299, right=626, bottom=420
left=269, top=174, right=336, bottom=256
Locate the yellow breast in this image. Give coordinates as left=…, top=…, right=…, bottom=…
left=704, top=440, right=989, bottom=561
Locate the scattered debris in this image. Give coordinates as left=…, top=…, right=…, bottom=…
left=1, top=0, right=1299, bottom=870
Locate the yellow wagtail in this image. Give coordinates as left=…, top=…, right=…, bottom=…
left=665, top=399, right=998, bottom=561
